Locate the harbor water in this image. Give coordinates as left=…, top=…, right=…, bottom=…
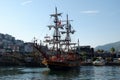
left=0, top=66, right=120, bottom=80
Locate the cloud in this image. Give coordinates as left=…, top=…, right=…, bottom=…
left=80, top=10, right=99, bottom=14
left=21, top=0, right=32, bottom=6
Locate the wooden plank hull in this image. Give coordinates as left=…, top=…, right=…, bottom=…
left=47, top=60, right=81, bottom=71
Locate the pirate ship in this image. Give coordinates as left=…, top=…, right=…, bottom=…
left=34, top=8, right=81, bottom=70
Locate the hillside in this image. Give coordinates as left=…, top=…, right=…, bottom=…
left=95, top=41, right=120, bottom=52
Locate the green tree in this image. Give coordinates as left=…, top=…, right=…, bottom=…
left=110, top=47, right=115, bottom=54
left=110, top=47, right=116, bottom=59
left=96, top=49, right=104, bottom=53
left=81, top=51, right=87, bottom=62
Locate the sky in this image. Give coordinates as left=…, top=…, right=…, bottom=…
left=0, top=0, right=120, bottom=48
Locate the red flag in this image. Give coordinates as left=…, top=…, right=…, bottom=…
left=57, top=20, right=61, bottom=26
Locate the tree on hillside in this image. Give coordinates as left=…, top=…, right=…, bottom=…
left=96, top=49, right=104, bottom=53
left=110, top=47, right=115, bottom=54
left=110, top=47, right=116, bottom=58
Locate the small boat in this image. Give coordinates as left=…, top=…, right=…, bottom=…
left=34, top=7, right=81, bottom=70
left=93, top=57, right=105, bottom=66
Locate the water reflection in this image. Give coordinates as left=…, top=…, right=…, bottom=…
left=78, top=66, right=95, bottom=80
left=47, top=68, right=80, bottom=80
left=0, top=67, right=49, bottom=80
left=89, top=66, right=120, bottom=80
left=0, top=67, right=23, bottom=76
left=0, top=66, right=120, bottom=80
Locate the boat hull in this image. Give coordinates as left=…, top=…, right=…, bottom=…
left=93, top=62, right=105, bottom=66
left=47, top=60, right=81, bottom=71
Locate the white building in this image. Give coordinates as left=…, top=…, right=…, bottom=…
left=15, top=40, right=24, bottom=46
left=24, top=42, right=34, bottom=53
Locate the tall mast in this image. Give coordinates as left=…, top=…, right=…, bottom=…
left=61, top=15, right=75, bottom=51
left=55, top=7, right=59, bottom=51
left=66, top=14, right=70, bottom=51
left=48, top=7, right=62, bottom=51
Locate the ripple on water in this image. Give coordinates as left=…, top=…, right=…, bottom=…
left=0, top=66, right=120, bottom=80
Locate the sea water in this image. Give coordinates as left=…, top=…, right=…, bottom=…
left=0, top=66, right=120, bottom=80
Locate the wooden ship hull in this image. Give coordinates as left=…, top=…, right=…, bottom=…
left=47, top=60, right=81, bottom=70
left=41, top=51, right=81, bottom=70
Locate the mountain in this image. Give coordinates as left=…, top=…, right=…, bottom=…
left=95, top=41, right=120, bottom=52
